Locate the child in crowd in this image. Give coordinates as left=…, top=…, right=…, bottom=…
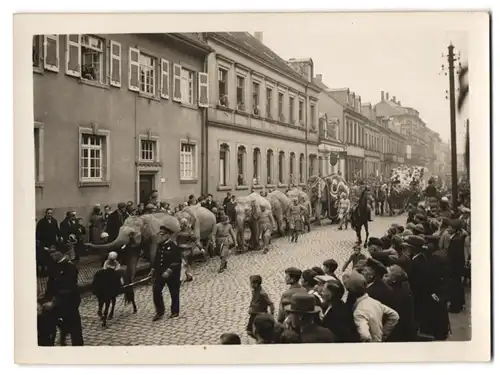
left=219, top=333, right=241, bottom=345
left=342, top=244, right=367, bottom=272
left=322, top=259, right=340, bottom=281
left=247, top=275, right=275, bottom=339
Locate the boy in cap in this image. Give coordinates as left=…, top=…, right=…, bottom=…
left=362, top=258, right=395, bottom=309
left=247, top=275, right=275, bottom=338
left=277, top=267, right=306, bottom=323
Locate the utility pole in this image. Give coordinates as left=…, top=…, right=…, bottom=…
left=447, top=43, right=459, bottom=212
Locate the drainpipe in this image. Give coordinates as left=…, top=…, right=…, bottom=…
left=134, top=96, right=138, bottom=203
left=200, top=35, right=209, bottom=196
left=305, top=82, right=310, bottom=181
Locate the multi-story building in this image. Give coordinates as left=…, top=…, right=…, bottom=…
left=360, top=103, right=382, bottom=178
left=376, top=116, right=406, bottom=177
left=204, top=32, right=321, bottom=199
left=374, top=91, right=429, bottom=167
left=312, top=74, right=346, bottom=177
left=33, top=33, right=212, bottom=219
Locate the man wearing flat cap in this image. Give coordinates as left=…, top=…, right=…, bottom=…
left=404, top=235, right=444, bottom=338
left=447, top=219, right=468, bottom=313
left=285, top=292, right=335, bottom=343
left=277, top=267, right=306, bottom=323
left=361, top=258, right=396, bottom=309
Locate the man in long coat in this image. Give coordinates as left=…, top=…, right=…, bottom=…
left=106, top=203, right=127, bottom=242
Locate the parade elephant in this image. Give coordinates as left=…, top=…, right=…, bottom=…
left=266, top=190, right=291, bottom=237
left=234, top=192, right=271, bottom=250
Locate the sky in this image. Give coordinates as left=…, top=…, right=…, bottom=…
left=261, top=28, right=469, bottom=150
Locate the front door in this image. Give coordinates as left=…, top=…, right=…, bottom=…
left=139, top=173, right=155, bottom=204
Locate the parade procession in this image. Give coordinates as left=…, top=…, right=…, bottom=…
left=32, top=31, right=472, bottom=346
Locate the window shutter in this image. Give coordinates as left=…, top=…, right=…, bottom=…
left=43, top=35, right=59, bottom=72
left=160, top=59, right=170, bottom=99
left=172, top=64, right=182, bottom=102
left=128, top=47, right=140, bottom=92
left=198, top=72, right=209, bottom=108
left=109, top=40, right=122, bottom=87
left=66, top=34, right=81, bottom=77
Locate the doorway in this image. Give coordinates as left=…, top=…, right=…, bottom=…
left=139, top=173, right=155, bottom=204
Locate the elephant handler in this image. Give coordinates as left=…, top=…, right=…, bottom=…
left=259, top=206, right=276, bottom=254
left=151, top=225, right=183, bottom=321
left=287, top=197, right=307, bottom=243
left=214, top=214, right=237, bottom=273
left=178, top=218, right=199, bottom=282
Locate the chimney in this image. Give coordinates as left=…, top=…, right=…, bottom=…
left=315, top=74, right=322, bottom=82
left=254, top=32, right=263, bottom=43
left=392, top=96, right=396, bottom=102
left=397, top=100, right=401, bottom=105
left=381, top=91, right=385, bottom=101
left=386, top=92, right=389, bottom=100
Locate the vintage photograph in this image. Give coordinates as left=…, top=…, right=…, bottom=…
left=14, top=11, right=490, bottom=363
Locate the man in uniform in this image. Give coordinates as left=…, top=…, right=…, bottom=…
left=151, top=225, right=183, bottom=321
left=287, top=197, right=307, bottom=243
left=214, top=214, right=237, bottom=273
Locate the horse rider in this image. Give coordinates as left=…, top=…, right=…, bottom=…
left=214, top=214, right=237, bottom=273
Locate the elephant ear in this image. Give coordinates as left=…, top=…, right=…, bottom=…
left=161, top=215, right=181, bottom=234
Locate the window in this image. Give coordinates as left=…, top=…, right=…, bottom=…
left=32, top=36, right=41, bottom=68
left=237, top=145, right=247, bottom=186
left=310, top=103, right=316, bottom=129
left=80, top=35, right=104, bottom=82
left=309, top=155, right=316, bottom=178
left=42, top=35, right=59, bottom=72
left=252, top=82, right=260, bottom=115
left=80, top=134, right=105, bottom=181
left=180, top=142, right=196, bottom=180
left=289, top=97, right=295, bottom=124
left=278, top=93, right=284, bottom=121
left=299, top=99, right=304, bottom=124
left=218, top=68, right=228, bottom=105
left=180, top=68, right=194, bottom=105
left=139, top=53, right=156, bottom=95
left=236, top=75, right=245, bottom=110
left=219, top=143, right=229, bottom=186
left=266, top=149, right=274, bottom=185
left=289, top=152, right=296, bottom=184
left=278, top=151, right=285, bottom=184
left=266, top=87, right=273, bottom=118
left=253, top=148, right=261, bottom=185
left=299, top=153, right=305, bottom=183
left=140, top=140, right=156, bottom=161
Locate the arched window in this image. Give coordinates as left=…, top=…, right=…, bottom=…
left=219, top=143, right=229, bottom=186
left=237, top=145, right=247, bottom=186
left=252, top=147, right=261, bottom=185
left=278, top=151, right=285, bottom=184
left=289, top=152, right=296, bottom=184
left=266, top=149, right=274, bottom=185
left=299, top=153, right=305, bottom=183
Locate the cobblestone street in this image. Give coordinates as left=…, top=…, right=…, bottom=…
left=76, top=215, right=471, bottom=345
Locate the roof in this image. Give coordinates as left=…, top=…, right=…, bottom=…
left=210, top=32, right=321, bottom=89
left=312, top=77, right=329, bottom=90
left=170, top=33, right=214, bottom=53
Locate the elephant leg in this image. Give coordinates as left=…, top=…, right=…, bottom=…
left=249, top=221, right=260, bottom=250
left=108, top=298, right=116, bottom=320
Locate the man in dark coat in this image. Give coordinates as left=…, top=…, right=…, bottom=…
left=362, top=258, right=396, bottom=309
left=225, top=195, right=237, bottom=226
left=106, top=203, right=127, bottom=242
left=222, top=192, right=232, bottom=212
left=447, top=219, right=468, bottom=313
left=59, top=210, right=78, bottom=244
left=404, top=235, right=444, bottom=339
left=286, top=293, right=336, bottom=343
left=320, top=279, right=359, bottom=342
left=36, top=208, right=60, bottom=275
left=203, top=194, right=217, bottom=212
left=44, top=250, right=83, bottom=346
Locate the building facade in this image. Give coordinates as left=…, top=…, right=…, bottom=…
left=33, top=33, right=212, bottom=219
left=205, top=32, right=321, bottom=200
left=313, top=74, right=346, bottom=177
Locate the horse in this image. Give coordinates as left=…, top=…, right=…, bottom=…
left=350, top=188, right=370, bottom=247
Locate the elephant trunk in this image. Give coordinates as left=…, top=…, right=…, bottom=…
left=86, top=233, right=129, bottom=253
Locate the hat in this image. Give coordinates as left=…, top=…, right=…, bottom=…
left=387, top=265, right=408, bottom=284
left=406, top=222, right=416, bottom=230
left=284, top=292, right=322, bottom=314
left=460, top=206, right=471, bottom=214
left=441, top=197, right=449, bottom=203
left=390, top=223, right=400, bottom=229
left=450, top=219, right=463, bottom=230
left=368, top=237, right=384, bottom=247
left=285, top=267, right=302, bottom=279
left=441, top=217, right=451, bottom=226
left=145, top=203, right=156, bottom=210
left=403, top=235, right=426, bottom=249
left=117, top=202, right=127, bottom=209
left=415, top=214, right=426, bottom=222
left=343, top=270, right=367, bottom=293
left=366, top=257, right=388, bottom=277
left=100, top=232, right=109, bottom=239
left=314, top=274, right=336, bottom=284
left=414, top=224, right=425, bottom=234
left=392, top=235, right=404, bottom=246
